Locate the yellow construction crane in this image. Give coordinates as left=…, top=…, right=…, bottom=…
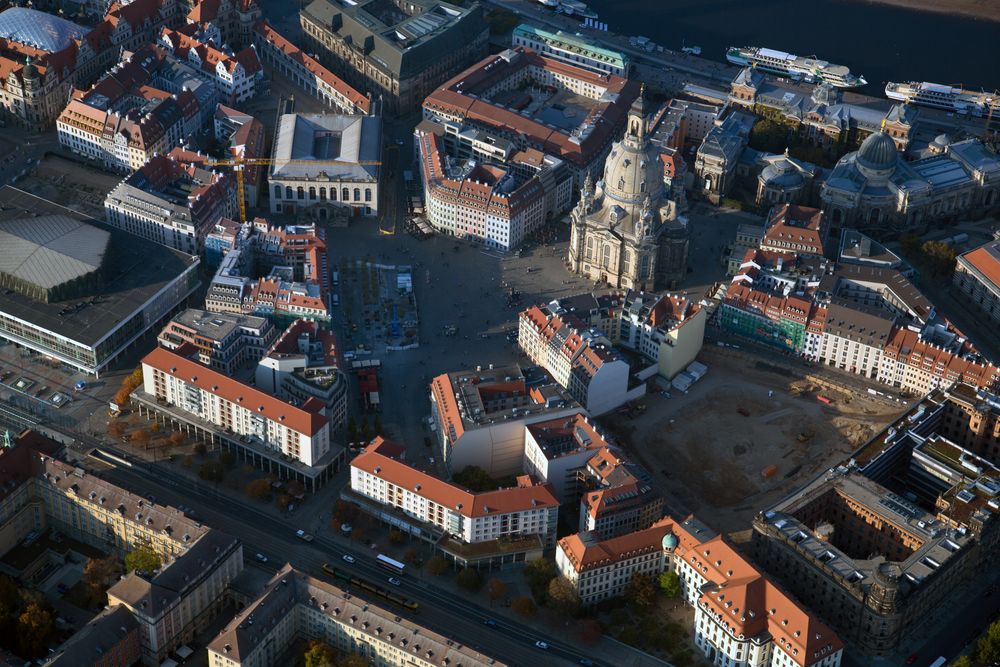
left=205, top=155, right=382, bottom=222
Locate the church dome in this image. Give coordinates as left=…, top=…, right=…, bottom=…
left=602, top=143, right=664, bottom=206
left=856, top=131, right=898, bottom=171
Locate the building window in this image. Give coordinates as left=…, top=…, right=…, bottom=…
left=342, top=187, right=349, bottom=201
left=297, top=187, right=305, bottom=200
left=274, top=184, right=281, bottom=199
left=365, top=188, right=372, bottom=202
left=309, top=187, right=316, bottom=200
left=285, top=186, right=293, bottom=199
left=354, top=188, right=361, bottom=201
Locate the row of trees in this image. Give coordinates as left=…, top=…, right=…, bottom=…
left=951, top=618, right=1000, bottom=667
left=0, top=574, right=57, bottom=659
left=303, top=639, right=368, bottom=667
left=112, top=367, right=144, bottom=407
left=900, top=235, right=958, bottom=277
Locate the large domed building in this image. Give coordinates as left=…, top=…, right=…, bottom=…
left=568, top=92, right=689, bottom=290
left=821, top=128, right=1000, bottom=229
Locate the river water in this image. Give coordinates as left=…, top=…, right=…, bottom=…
left=584, top=0, right=999, bottom=93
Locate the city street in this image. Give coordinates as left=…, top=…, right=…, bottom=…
left=83, top=442, right=645, bottom=667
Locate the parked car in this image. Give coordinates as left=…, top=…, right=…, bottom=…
left=387, top=577, right=401, bottom=586
left=342, top=554, right=355, bottom=564
left=255, top=553, right=268, bottom=563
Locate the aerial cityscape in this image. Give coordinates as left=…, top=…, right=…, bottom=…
left=0, top=0, right=996, bottom=666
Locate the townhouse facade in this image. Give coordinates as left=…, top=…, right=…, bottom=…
left=158, top=25, right=262, bottom=103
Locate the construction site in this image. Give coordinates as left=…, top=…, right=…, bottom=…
left=605, top=345, right=905, bottom=534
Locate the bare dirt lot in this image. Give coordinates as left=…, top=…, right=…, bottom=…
left=15, top=155, right=121, bottom=218
left=604, top=346, right=904, bottom=533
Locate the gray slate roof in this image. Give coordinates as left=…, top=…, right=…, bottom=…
left=0, top=215, right=108, bottom=290
left=301, top=0, right=486, bottom=79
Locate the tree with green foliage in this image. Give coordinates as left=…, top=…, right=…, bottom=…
left=451, top=465, right=498, bottom=492
left=125, top=544, right=161, bottom=574
left=575, top=618, right=602, bottom=644
left=658, top=570, right=682, bottom=598
left=456, top=568, right=482, bottom=592
left=977, top=618, right=1000, bottom=665
left=426, top=555, right=449, bottom=576
left=245, top=478, right=270, bottom=499
left=198, top=461, right=225, bottom=483
left=16, top=602, right=54, bottom=658
left=511, top=596, right=536, bottom=617
left=546, top=577, right=580, bottom=617
left=487, top=578, right=506, bottom=605
left=625, top=572, right=658, bottom=609
left=921, top=240, right=957, bottom=277
left=303, top=640, right=337, bottom=667
left=949, top=656, right=972, bottom=667
left=522, top=558, right=556, bottom=597
left=339, top=656, right=369, bottom=667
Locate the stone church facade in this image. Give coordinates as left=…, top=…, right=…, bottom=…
left=568, top=93, right=690, bottom=290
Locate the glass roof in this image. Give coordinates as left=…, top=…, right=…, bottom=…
left=0, top=7, right=89, bottom=53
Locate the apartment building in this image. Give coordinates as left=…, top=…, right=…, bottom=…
left=46, top=606, right=141, bottom=667
left=108, top=529, right=243, bottom=666
left=557, top=517, right=686, bottom=606
left=350, top=438, right=559, bottom=563
left=429, top=365, right=582, bottom=476
left=0, top=431, right=242, bottom=667
left=104, top=151, right=235, bottom=254
left=299, top=0, right=488, bottom=115
left=56, top=45, right=213, bottom=172
left=760, top=204, right=829, bottom=258
left=416, top=128, right=573, bottom=251
left=518, top=304, right=644, bottom=416
left=136, top=343, right=339, bottom=489
left=579, top=447, right=663, bottom=538
left=556, top=515, right=843, bottom=667
left=0, top=0, right=183, bottom=130
left=423, top=46, right=640, bottom=185
left=158, top=25, right=262, bottom=103
left=521, top=413, right=608, bottom=504
left=255, top=319, right=348, bottom=428
left=810, top=301, right=893, bottom=380
left=954, top=239, right=1000, bottom=327
left=207, top=565, right=506, bottom=667
left=158, top=308, right=276, bottom=375
left=616, top=290, right=706, bottom=380
left=511, top=23, right=628, bottom=76
left=252, top=21, right=370, bottom=115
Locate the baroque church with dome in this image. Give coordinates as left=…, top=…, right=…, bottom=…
left=568, top=92, right=690, bottom=290
left=820, top=127, right=1000, bottom=229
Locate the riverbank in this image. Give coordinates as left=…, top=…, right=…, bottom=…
left=857, top=0, right=1000, bottom=22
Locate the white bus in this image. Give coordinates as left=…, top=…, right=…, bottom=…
left=927, top=658, right=947, bottom=667
left=376, top=554, right=405, bottom=575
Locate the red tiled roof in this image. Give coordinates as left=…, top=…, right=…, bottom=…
left=142, top=344, right=328, bottom=436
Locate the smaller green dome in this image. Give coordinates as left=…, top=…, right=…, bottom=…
left=662, top=532, right=679, bottom=550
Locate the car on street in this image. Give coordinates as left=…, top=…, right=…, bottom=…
left=295, top=529, right=314, bottom=542
left=482, top=619, right=497, bottom=627
left=387, top=577, right=401, bottom=586
left=255, top=553, right=268, bottom=563
left=342, top=554, right=355, bottom=564
left=905, top=655, right=918, bottom=665
left=579, top=660, right=594, bottom=666
left=534, top=641, right=549, bottom=650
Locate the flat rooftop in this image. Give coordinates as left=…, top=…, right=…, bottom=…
left=0, top=187, right=198, bottom=348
